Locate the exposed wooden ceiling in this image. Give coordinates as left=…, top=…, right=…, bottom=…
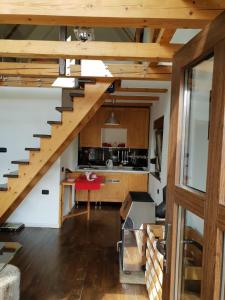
left=0, top=1, right=224, bottom=28
left=0, top=0, right=224, bottom=91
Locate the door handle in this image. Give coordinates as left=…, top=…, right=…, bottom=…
left=156, top=239, right=166, bottom=257
left=156, top=223, right=171, bottom=273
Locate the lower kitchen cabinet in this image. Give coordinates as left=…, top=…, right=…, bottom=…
left=126, top=173, right=148, bottom=193
left=69, top=172, right=148, bottom=202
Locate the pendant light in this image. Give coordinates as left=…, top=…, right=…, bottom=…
left=104, top=98, right=120, bottom=126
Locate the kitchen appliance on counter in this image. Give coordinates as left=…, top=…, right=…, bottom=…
left=119, top=192, right=155, bottom=279
left=106, top=159, right=113, bottom=169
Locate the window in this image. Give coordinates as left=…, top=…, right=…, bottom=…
left=181, top=56, right=214, bottom=192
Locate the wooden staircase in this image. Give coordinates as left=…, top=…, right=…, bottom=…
left=0, top=79, right=113, bottom=223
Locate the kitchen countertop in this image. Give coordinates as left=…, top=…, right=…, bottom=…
left=75, top=166, right=150, bottom=174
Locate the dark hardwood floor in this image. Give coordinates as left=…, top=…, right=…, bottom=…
left=0, top=205, right=148, bottom=300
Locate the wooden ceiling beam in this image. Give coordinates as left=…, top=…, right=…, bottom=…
left=0, top=77, right=54, bottom=83
left=116, top=87, right=168, bottom=93
left=156, top=29, right=177, bottom=44
left=0, top=82, right=54, bottom=88
left=0, top=77, right=167, bottom=93
left=149, top=28, right=177, bottom=67
left=0, top=40, right=180, bottom=62
left=0, top=1, right=224, bottom=28
left=0, top=77, right=55, bottom=88
left=0, top=62, right=172, bottom=81
left=103, top=103, right=151, bottom=108
left=105, top=95, right=159, bottom=101
left=0, top=62, right=59, bottom=77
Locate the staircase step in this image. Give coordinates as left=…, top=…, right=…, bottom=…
left=3, top=171, right=19, bottom=178
left=0, top=184, right=8, bottom=191
left=56, top=107, right=73, bottom=113
left=25, top=147, right=41, bottom=152
left=33, top=134, right=51, bottom=139
left=0, top=80, right=112, bottom=224
left=47, top=121, right=62, bottom=125
left=70, top=92, right=85, bottom=98
left=78, top=78, right=96, bottom=85
left=11, top=160, right=29, bottom=165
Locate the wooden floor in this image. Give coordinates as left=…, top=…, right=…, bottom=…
left=0, top=205, right=148, bottom=300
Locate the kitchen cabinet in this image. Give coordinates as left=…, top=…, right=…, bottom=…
left=68, top=172, right=148, bottom=203
left=79, top=107, right=150, bottom=149
left=126, top=109, right=150, bottom=149
left=79, top=113, right=101, bottom=147
left=126, top=173, right=148, bottom=194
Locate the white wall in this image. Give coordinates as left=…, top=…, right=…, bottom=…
left=8, top=159, right=61, bottom=228
left=0, top=87, right=62, bottom=228
left=148, top=87, right=171, bottom=205
left=60, top=138, right=78, bottom=216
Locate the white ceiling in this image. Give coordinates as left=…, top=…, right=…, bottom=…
left=171, top=29, right=202, bottom=44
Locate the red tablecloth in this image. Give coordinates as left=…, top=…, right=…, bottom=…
left=75, top=175, right=105, bottom=190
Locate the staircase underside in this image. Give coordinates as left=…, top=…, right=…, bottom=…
left=0, top=79, right=113, bottom=223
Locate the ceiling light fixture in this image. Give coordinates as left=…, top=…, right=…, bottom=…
left=104, top=99, right=120, bottom=126
left=74, top=27, right=95, bottom=42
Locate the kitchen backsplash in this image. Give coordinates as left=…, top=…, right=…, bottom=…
left=78, top=147, right=148, bottom=167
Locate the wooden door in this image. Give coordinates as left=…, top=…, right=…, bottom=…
left=164, top=11, right=225, bottom=300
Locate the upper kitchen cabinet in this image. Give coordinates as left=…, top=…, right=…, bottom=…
left=126, top=108, right=149, bottom=149
left=79, top=107, right=150, bottom=149
left=79, top=112, right=101, bottom=147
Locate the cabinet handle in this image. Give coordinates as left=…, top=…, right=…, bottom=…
left=105, top=179, right=120, bottom=183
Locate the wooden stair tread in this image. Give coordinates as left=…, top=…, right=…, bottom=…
left=11, top=160, right=29, bottom=165
left=3, top=171, right=19, bottom=178
left=0, top=184, right=8, bottom=191
left=70, top=92, right=85, bottom=98
left=78, top=78, right=96, bottom=85
left=56, top=107, right=73, bottom=112
left=47, top=121, right=62, bottom=125
left=33, top=134, right=51, bottom=138
left=25, top=147, right=40, bottom=151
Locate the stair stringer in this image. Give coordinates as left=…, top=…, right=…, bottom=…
left=0, top=79, right=113, bottom=223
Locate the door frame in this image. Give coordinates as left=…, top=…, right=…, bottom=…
left=163, top=10, right=225, bottom=300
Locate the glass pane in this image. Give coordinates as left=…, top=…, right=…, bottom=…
left=175, top=208, right=204, bottom=300
left=182, top=56, right=214, bottom=192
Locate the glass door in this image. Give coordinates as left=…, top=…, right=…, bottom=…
left=163, top=11, right=225, bottom=300
left=175, top=208, right=204, bottom=300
